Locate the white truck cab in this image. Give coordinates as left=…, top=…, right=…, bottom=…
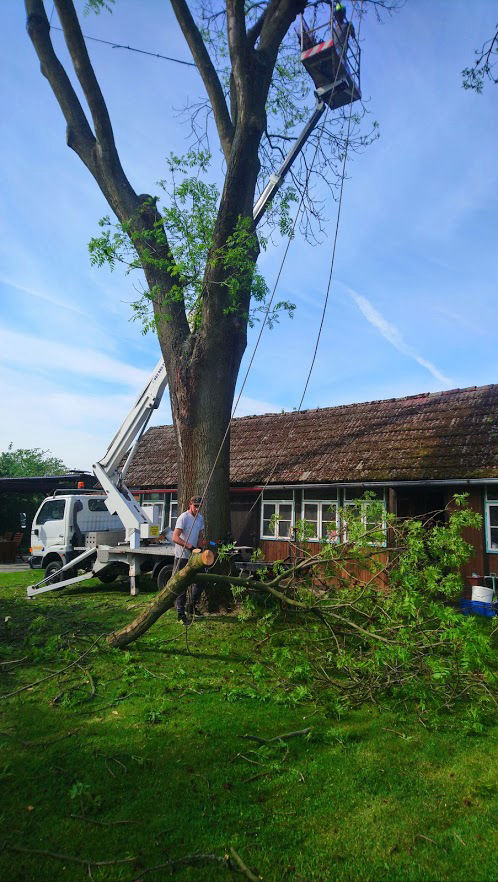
left=30, top=492, right=123, bottom=577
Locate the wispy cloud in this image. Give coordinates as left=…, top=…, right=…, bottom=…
left=0, top=327, right=149, bottom=389
left=1, top=275, right=91, bottom=318
left=346, top=288, right=452, bottom=388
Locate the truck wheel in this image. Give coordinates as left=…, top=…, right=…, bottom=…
left=98, top=568, right=118, bottom=584
left=157, top=565, right=173, bottom=591
left=45, top=561, right=63, bottom=583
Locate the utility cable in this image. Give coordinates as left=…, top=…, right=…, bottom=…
left=299, top=3, right=362, bottom=411
left=50, top=25, right=197, bottom=67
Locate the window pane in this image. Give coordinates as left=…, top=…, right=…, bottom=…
left=279, top=504, right=292, bottom=521
left=88, top=498, right=108, bottom=512
left=345, top=503, right=361, bottom=519
left=263, top=490, right=293, bottom=500
left=365, top=501, right=385, bottom=530
left=321, top=520, right=338, bottom=541
left=322, top=503, right=338, bottom=541
left=489, top=505, right=498, bottom=527
left=304, top=488, right=337, bottom=501
left=263, top=520, right=273, bottom=536
left=278, top=519, right=291, bottom=538
left=344, top=488, right=383, bottom=501
left=304, top=503, right=318, bottom=523
left=490, top=527, right=498, bottom=549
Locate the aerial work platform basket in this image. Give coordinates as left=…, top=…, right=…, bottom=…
left=299, top=6, right=361, bottom=109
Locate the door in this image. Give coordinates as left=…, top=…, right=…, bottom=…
left=32, top=498, right=67, bottom=556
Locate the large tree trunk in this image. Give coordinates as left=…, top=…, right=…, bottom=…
left=162, top=317, right=247, bottom=535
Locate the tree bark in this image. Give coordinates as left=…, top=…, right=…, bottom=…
left=107, top=549, right=214, bottom=649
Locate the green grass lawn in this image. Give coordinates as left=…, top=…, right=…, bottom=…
left=1, top=571, right=497, bottom=882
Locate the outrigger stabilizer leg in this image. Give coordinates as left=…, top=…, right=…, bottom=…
left=27, top=547, right=98, bottom=599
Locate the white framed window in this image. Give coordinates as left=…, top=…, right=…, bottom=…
left=485, top=488, right=498, bottom=552
left=169, top=495, right=178, bottom=529
left=343, top=489, right=386, bottom=545
left=141, top=493, right=166, bottom=530
left=261, top=492, right=294, bottom=540
left=301, top=491, right=339, bottom=542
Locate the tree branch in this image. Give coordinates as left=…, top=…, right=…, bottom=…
left=54, top=1, right=114, bottom=156
left=53, top=0, right=138, bottom=211
left=257, top=0, right=306, bottom=60
left=247, top=6, right=268, bottom=49
left=170, top=0, right=234, bottom=161
left=25, top=0, right=96, bottom=170
left=226, top=0, right=251, bottom=102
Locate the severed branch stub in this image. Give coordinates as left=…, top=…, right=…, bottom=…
left=241, top=727, right=311, bottom=745
left=107, top=549, right=214, bottom=649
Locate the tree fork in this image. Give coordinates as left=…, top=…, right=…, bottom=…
left=107, top=549, right=214, bottom=649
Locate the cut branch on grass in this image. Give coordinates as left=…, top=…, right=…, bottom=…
left=21, top=727, right=84, bottom=748
left=77, top=664, right=96, bottom=699
left=133, top=852, right=230, bottom=879
left=76, top=693, right=134, bottom=715
left=0, top=656, right=28, bottom=666
left=70, top=814, right=133, bottom=826
left=229, top=847, right=260, bottom=882
left=242, top=727, right=311, bottom=745
left=4, top=844, right=137, bottom=867
left=0, top=636, right=104, bottom=700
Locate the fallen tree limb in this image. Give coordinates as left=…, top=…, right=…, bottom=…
left=133, top=852, right=229, bottom=878
left=4, top=844, right=136, bottom=867
left=107, top=549, right=214, bottom=649
left=196, top=572, right=309, bottom=608
left=70, top=814, right=133, bottom=826
left=242, top=727, right=311, bottom=745
left=21, top=727, right=84, bottom=748
left=0, top=637, right=104, bottom=700
left=229, top=847, right=260, bottom=882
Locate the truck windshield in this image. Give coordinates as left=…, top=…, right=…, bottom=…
left=36, top=499, right=66, bottom=524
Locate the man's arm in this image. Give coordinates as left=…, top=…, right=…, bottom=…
left=173, top=519, right=193, bottom=551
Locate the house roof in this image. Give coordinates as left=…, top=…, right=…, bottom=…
left=126, top=384, right=498, bottom=489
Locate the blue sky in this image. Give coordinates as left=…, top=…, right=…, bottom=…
left=1, top=0, right=496, bottom=470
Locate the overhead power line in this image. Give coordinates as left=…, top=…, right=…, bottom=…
left=50, top=25, right=197, bottom=68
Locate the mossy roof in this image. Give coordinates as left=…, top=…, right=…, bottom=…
left=126, top=384, right=498, bottom=489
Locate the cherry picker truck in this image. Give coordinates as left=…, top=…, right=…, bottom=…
left=27, top=8, right=361, bottom=600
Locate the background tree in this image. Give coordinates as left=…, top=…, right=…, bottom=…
left=0, top=443, right=67, bottom=478
left=0, top=444, right=69, bottom=544
left=25, top=0, right=397, bottom=542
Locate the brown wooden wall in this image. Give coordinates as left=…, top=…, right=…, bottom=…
left=446, top=486, right=489, bottom=585
left=259, top=486, right=494, bottom=592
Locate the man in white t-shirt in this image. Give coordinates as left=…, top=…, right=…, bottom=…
left=172, top=496, right=205, bottom=622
